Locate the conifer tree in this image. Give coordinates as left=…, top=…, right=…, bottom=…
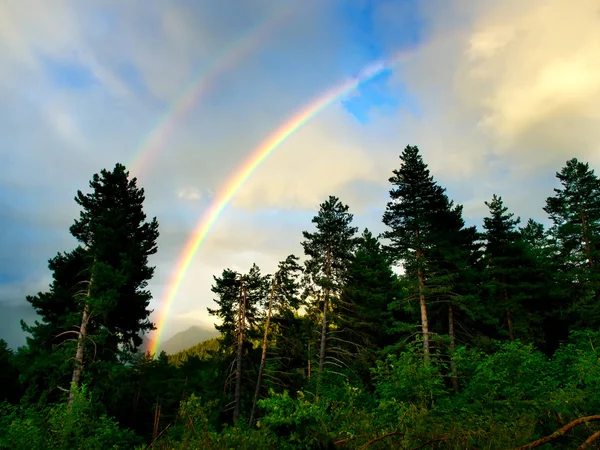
left=21, top=163, right=159, bottom=403
left=302, top=196, right=358, bottom=377
left=381, top=145, right=463, bottom=361
left=481, top=194, right=522, bottom=341
left=207, top=264, right=269, bottom=423
left=250, top=254, right=302, bottom=426
left=544, top=158, right=600, bottom=326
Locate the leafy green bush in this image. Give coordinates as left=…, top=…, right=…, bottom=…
left=0, top=385, right=140, bottom=450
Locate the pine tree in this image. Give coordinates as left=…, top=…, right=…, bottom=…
left=301, top=196, right=358, bottom=378
left=69, top=163, right=159, bottom=353
left=544, top=158, right=600, bottom=326
left=21, top=163, right=159, bottom=403
left=381, top=145, right=461, bottom=361
left=207, top=264, right=269, bottom=423
left=250, top=254, right=302, bottom=426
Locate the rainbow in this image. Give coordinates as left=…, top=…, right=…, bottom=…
left=129, top=4, right=293, bottom=178
left=148, top=49, right=414, bottom=355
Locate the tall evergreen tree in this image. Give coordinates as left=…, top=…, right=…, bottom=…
left=250, top=254, right=302, bottom=426
left=69, top=163, right=159, bottom=353
left=544, top=158, right=600, bottom=326
left=20, top=163, right=159, bottom=403
left=381, top=145, right=466, bottom=361
left=207, top=264, right=269, bottom=423
left=302, top=196, right=358, bottom=377
left=481, top=194, right=523, bottom=341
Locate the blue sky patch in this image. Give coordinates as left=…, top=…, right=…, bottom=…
left=41, top=55, right=97, bottom=90
left=337, top=0, right=425, bottom=123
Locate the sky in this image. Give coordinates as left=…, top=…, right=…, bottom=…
left=1, top=0, right=600, bottom=349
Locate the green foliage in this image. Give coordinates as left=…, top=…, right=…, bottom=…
left=373, top=344, right=448, bottom=413
left=0, top=385, right=140, bottom=450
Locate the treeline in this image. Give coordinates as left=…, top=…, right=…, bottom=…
left=1, top=146, right=599, bottom=449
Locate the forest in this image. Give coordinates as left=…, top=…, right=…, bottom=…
left=1, top=145, right=599, bottom=449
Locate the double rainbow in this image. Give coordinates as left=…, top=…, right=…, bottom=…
left=147, top=49, right=414, bottom=355
left=129, top=4, right=293, bottom=177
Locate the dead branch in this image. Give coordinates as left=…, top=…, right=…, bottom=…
left=144, top=423, right=172, bottom=449
left=578, top=430, right=600, bottom=449
left=55, top=330, right=81, bottom=339
left=359, top=431, right=404, bottom=448
left=514, top=415, right=600, bottom=449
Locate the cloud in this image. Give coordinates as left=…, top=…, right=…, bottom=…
left=396, top=0, right=600, bottom=173
left=231, top=105, right=380, bottom=211
left=461, top=0, right=600, bottom=157
left=177, top=187, right=203, bottom=201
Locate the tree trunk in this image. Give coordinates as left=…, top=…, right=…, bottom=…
left=318, top=246, right=332, bottom=376
left=417, top=265, right=430, bottom=362
left=233, top=279, right=247, bottom=424
left=152, top=397, right=161, bottom=439
left=307, top=340, right=311, bottom=380
left=250, top=275, right=277, bottom=427
left=69, top=275, right=93, bottom=406
left=132, top=387, right=141, bottom=428
left=502, top=273, right=515, bottom=341
left=506, top=304, right=515, bottom=342
left=448, top=304, right=459, bottom=393
left=415, top=228, right=430, bottom=362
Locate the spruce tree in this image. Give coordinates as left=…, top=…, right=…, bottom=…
left=301, top=195, right=358, bottom=377
left=481, top=194, right=523, bottom=341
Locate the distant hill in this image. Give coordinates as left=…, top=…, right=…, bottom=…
left=168, top=337, right=220, bottom=367
left=159, top=325, right=219, bottom=355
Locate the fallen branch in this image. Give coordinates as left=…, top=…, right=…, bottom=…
left=360, top=431, right=404, bottom=449
left=579, top=430, right=600, bottom=449
left=514, top=415, right=600, bottom=449
left=334, top=434, right=368, bottom=447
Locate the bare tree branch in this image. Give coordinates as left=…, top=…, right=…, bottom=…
left=514, top=415, right=600, bottom=449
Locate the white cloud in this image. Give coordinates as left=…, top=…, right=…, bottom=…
left=177, top=187, right=203, bottom=201
left=232, top=105, right=380, bottom=210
